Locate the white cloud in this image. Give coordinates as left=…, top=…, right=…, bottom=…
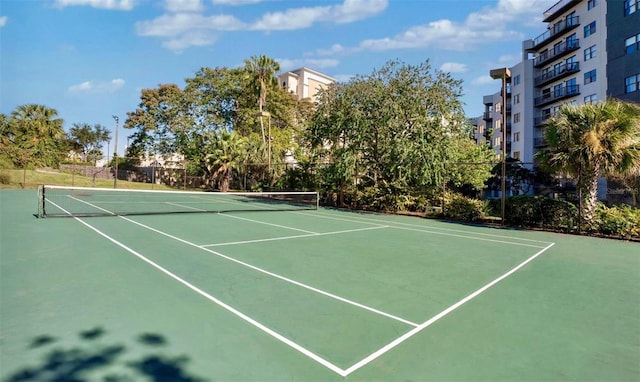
left=136, top=12, right=243, bottom=35
left=212, top=0, right=264, bottom=4
left=251, top=0, right=387, bottom=31
left=440, top=62, right=468, bottom=73
left=353, top=0, right=554, bottom=52
left=313, top=44, right=345, bottom=56
left=68, top=78, right=125, bottom=93
left=164, top=0, right=203, bottom=13
left=138, top=0, right=386, bottom=51
left=54, top=0, right=135, bottom=10
left=471, top=76, right=496, bottom=86
left=278, top=58, right=339, bottom=71
left=0, top=16, right=7, bottom=27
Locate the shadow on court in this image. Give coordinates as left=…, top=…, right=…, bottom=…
left=4, top=326, right=205, bottom=382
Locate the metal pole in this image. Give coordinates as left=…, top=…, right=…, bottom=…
left=268, top=113, right=271, bottom=174
left=501, top=74, right=507, bottom=226
left=112, top=115, right=119, bottom=188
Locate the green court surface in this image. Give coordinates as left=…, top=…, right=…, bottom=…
left=1, top=189, right=639, bottom=381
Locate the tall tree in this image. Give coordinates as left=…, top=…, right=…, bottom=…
left=67, top=123, right=111, bottom=163
left=244, top=55, right=281, bottom=143
left=7, top=104, right=66, bottom=167
left=309, top=59, right=473, bottom=198
left=535, top=98, right=640, bottom=224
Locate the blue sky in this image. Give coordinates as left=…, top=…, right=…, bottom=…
left=1, top=0, right=556, bottom=154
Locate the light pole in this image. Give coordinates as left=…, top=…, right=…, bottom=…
left=112, top=115, right=119, bottom=188
left=490, top=67, right=511, bottom=226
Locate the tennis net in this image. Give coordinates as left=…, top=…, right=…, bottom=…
left=37, top=185, right=319, bottom=218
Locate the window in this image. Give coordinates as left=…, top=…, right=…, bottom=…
left=625, top=0, right=638, bottom=15
left=588, top=0, right=596, bottom=10
left=584, top=45, right=596, bottom=60
left=626, top=74, right=640, bottom=93
left=514, top=113, right=521, bottom=123
left=514, top=94, right=520, bottom=104
left=584, top=69, right=597, bottom=84
left=513, top=151, right=521, bottom=160
left=584, top=94, right=597, bottom=103
left=513, top=74, right=521, bottom=86
left=513, top=132, right=520, bottom=142
left=584, top=21, right=596, bottom=38
left=626, top=33, right=640, bottom=54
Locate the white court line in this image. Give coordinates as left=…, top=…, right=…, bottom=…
left=295, top=210, right=553, bottom=247
left=61, top=195, right=556, bottom=376
left=342, top=242, right=556, bottom=376
left=165, top=201, right=318, bottom=234
left=218, top=213, right=318, bottom=234
left=202, top=226, right=388, bottom=247
left=47, top=199, right=347, bottom=376
left=119, top=216, right=418, bottom=327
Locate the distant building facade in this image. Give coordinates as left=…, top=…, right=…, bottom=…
left=474, top=0, right=640, bottom=163
left=278, top=67, right=336, bottom=103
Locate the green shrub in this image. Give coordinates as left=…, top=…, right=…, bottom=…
left=0, top=171, right=10, bottom=184
left=594, top=204, right=640, bottom=239
left=443, top=193, right=488, bottom=221
left=505, top=195, right=578, bottom=231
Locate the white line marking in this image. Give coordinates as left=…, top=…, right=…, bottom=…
left=386, top=226, right=547, bottom=248
left=119, top=216, right=418, bottom=328
left=218, top=213, right=317, bottom=234
left=296, top=210, right=553, bottom=246
left=342, top=242, right=556, bottom=376
left=47, top=200, right=347, bottom=376
left=202, top=226, right=388, bottom=247
left=165, top=201, right=205, bottom=211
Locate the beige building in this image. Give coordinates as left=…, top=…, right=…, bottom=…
left=278, top=67, right=336, bottom=103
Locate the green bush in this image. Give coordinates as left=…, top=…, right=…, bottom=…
left=594, top=204, right=640, bottom=239
left=505, top=195, right=578, bottom=231
left=443, top=193, right=488, bottom=221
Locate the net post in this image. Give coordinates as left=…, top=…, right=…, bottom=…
left=37, top=184, right=45, bottom=218
left=316, top=191, right=319, bottom=210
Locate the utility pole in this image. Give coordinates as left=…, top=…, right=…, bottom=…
left=112, top=115, right=119, bottom=188
left=490, top=68, right=511, bottom=226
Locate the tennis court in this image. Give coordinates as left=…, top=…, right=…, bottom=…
left=1, top=188, right=639, bottom=381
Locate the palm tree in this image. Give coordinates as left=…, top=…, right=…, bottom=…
left=535, top=98, right=640, bottom=225
left=206, top=131, right=247, bottom=192
left=244, top=55, right=280, bottom=144
left=10, top=104, right=65, bottom=167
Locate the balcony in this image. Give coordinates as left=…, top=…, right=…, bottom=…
left=483, top=111, right=492, bottom=121
left=534, top=39, right=580, bottom=67
left=534, top=114, right=553, bottom=127
left=534, top=84, right=580, bottom=107
left=534, top=137, right=548, bottom=148
left=533, top=15, right=579, bottom=49
left=534, top=62, right=580, bottom=87
left=543, top=0, right=581, bottom=22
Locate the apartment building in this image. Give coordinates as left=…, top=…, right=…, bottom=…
left=278, top=67, right=336, bottom=103
left=474, top=0, right=640, bottom=163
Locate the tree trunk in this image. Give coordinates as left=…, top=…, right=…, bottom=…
left=580, top=168, right=600, bottom=226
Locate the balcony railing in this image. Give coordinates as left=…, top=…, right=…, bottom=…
left=534, top=84, right=580, bottom=107
left=534, top=114, right=552, bottom=127
left=533, top=15, right=579, bottom=48
left=543, top=0, right=581, bottom=22
left=534, top=137, right=548, bottom=148
left=534, top=62, right=580, bottom=87
left=483, top=111, right=492, bottom=121
left=534, top=39, right=580, bottom=67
